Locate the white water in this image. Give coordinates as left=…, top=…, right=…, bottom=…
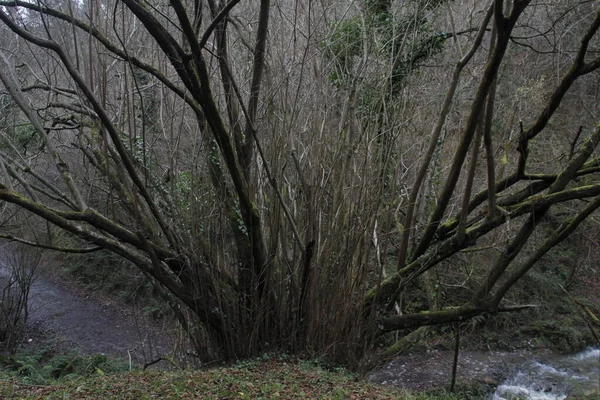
left=492, top=347, right=599, bottom=400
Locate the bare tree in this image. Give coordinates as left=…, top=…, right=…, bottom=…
left=0, top=0, right=598, bottom=364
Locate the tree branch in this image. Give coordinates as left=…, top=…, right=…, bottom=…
left=379, top=304, right=537, bottom=333
left=241, top=0, right=271, bottom=171
left=0, top=234, right=102, bottom=253
left=397, top=2, right=494, bottom=272
left=199, top=0, right=242, bottom=49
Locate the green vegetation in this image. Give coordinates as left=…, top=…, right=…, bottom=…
left=0, top=341, right=129, bottom=386
left=520, top=318, right=596, bottom=353
left=321, top=0, right=449, bottom=94
left=0, top=353, right=486, bottom=400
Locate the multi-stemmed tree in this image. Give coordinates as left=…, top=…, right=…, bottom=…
left=0, top=0, right=598, bottom=364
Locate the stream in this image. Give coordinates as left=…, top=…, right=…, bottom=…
left=492, top=347, right=599, bottom=399
left=370, top=346, right=598, bottom=398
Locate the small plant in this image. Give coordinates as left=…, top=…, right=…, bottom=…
left=0, top=344, right=130, bottom=385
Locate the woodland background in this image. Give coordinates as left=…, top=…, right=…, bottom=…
left=0, top=0, right=598, bottom=368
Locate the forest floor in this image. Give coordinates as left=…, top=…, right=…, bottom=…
left=0, top=357, right=469, bottom=400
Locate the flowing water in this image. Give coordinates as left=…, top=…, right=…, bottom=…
left=492, top=347, right=599, bottom=399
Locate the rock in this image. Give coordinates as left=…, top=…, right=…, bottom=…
left=481, top=376, right=499, bottom=386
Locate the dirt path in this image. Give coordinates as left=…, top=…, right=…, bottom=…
left=0, top=258, right=177, bottom=366
left=28, top=273, right=174, bottom=363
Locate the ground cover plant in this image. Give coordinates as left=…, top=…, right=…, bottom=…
left=0, top=353, right=488, bottom=400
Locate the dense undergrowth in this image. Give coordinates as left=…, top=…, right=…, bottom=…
left=0, top=339, right=130, bottom=386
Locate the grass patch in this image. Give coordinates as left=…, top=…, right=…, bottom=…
left=0, top=355, right=475, bottom=399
